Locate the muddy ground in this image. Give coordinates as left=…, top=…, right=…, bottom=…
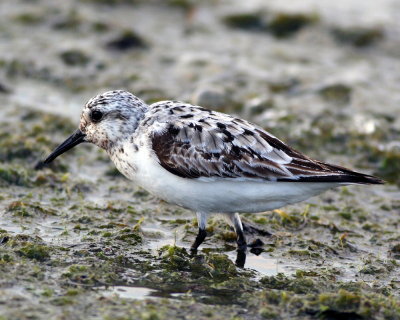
left=0, top=0, right=399, bottom=319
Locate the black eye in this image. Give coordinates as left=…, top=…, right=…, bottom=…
left=91, top=110, right=103, bottom=122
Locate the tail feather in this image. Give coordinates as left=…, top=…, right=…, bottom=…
left=317, top=162, right=384, bottom=184
left=280, top=161, right=385, bottom=185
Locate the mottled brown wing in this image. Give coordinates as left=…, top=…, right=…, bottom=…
left=151, top=120, right=383, bottom=184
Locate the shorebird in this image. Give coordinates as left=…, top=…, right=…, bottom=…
left=38, top=90, right=383, bottom=252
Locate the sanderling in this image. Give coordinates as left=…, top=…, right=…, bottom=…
left=38, top=90, right=384, bottom=253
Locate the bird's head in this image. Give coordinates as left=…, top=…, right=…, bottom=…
left=39, top=90, right=147, bottom=166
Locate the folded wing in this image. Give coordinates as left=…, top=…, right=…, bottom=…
left=150, top=107, right=383, bottom=184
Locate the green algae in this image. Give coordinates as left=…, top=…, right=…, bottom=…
left=156, top=245, right=251, bottom=285
left=318, top=84, right=352, bottom=104
left=0, top=109, right=76, bottom=173
left=332, top=26, right=384, bottom=47
left=375, top=150, right=400, bottom=185
left=81, top=0, right=139, bottom=4
left=223, top=11, right=318, bottom=38
left=106, top=30, right=148, bottom=51
left=255, top=274, right=400, bottom=319
left=223, top=13, right=265, bottom=31
left=17, top=243, right=51, bottom=261
left=159, top=245, right=192, bottom=271
left=267, top=12, right=318, bottom=38
left=0, top=165, right=31, bottom=187
left=59, top=50, right=91, bottom=66
left=52, top=10, right=83, bottom=31
left=13, top=13, right=44, bottom=25
left=6, top=200, right=58, bottom=217
left=115, top=229, right=142, bottom=245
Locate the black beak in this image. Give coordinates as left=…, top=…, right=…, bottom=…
left=35, top=129, right=86, bottom=169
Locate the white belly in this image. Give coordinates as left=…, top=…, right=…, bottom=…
left=113, top=145, right=340, bottom=214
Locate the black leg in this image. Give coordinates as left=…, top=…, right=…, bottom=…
left=235, top=249, right=246, bottom=268
left=235, top=224, right=247, bottom=268
left=236, top=227, right=247, bottom=251
left=190, top=228, right=207, bottom=252
left=229, top=213, right=247, bottom=251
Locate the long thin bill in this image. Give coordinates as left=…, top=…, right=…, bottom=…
left=39, top=129, right=86, bottom=167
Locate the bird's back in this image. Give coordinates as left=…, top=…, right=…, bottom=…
left=141, top=100, right=383, bottom=185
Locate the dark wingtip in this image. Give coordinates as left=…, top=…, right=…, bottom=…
left=281, top=172, right=385, bottom=185
left=362, top=175, right=385, bottom=185
left=349, top=174, right=385, bottom=185
left=295, top=161, right=386, bottom=185
left=327, top=164, right=385, bottom=185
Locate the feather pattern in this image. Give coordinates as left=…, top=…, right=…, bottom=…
left=146, top=101, right=383, bottom=184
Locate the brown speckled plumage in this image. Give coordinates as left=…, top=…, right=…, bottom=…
left=147, top=101, right=382, bottom=184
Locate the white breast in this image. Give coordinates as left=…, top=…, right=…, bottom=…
left=112, top=143, right=340, bottom=214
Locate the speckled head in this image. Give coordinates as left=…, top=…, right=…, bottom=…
left=40, top=90, right=147, bottom=166
left=80, top=90, right=147, bottom=149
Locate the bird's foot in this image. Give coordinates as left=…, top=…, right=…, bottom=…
left=248, top=238, right=264, bottom=248
left=190, top=228, right=207, bottom=252
left=235, top=249, right=246, bottom=268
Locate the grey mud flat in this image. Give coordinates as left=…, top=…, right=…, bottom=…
left=0, top=0, right=399, bottom=319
